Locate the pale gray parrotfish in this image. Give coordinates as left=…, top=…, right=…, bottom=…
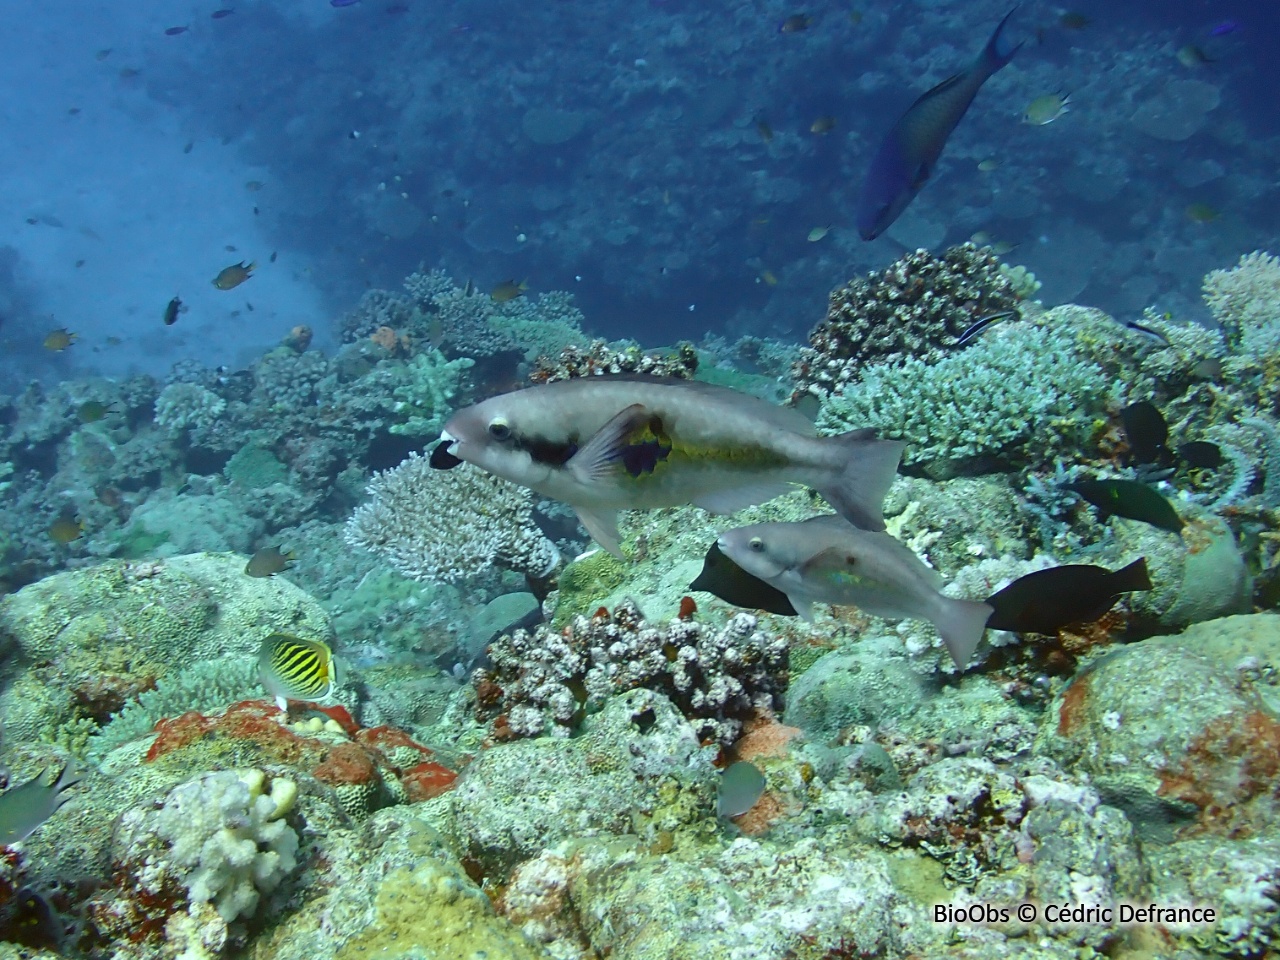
left=434, top=375, right=904, bottom=558
left=716, top=514, right=993, bottom=669
left=857, top=8, right=1022, bottom=240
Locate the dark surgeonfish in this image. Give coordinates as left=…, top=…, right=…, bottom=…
left=1120, top=400, right=1171, bottom=465
left=1064, top=479, right=1184, bottom=533
left=715, top=515, right=993, bottom=670
left=690, top=541, right=798, bottom=616
left=985, top=558, right=1152, bottom=635
left=435, top=376, right=904, bottom=558
left=857, top=8, right=1022, bottom=240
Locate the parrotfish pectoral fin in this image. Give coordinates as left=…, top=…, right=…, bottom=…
left=937, top=598, right=995, bottom=670
left=815, top=433, right=905, bottom=532
left=788, top=596, right=818, bottom=622
left=575, top=506, right=624, bottom=559
left=567, top=404, right=652, bottom=484
left=694, top=481, right=794, bottom=515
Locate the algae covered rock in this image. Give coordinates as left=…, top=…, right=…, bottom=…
left=0, top=552, right=334, bottom=746
left=1036, top=614, right=1280, bottom=841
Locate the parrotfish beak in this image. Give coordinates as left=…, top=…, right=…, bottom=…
left=429, top=432, right=463, bottom=469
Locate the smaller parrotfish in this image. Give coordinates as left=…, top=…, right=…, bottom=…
left=257, top=634, right=337, bottom=712
left=213, top=260, right=255, bottom=290
left=689, top=541, right=797, bottom=616
left=716, top=515, right=993, bottom=669
left=245, top=546, right=296, bottom=578
left=0, top=764, right=82, bottom=847
left=857, top=8, right=1022, bottom=240
left=985, top=558, right=1152, bottom=635
left=1064, top=479, right=1185, bottom=533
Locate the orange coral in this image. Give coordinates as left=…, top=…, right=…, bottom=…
left=732, top=708, right=802, bottom=762
left=370, top=325, right=410, bottom=356
left=284, top=324, right=313, bottom=352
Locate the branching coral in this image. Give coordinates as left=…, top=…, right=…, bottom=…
left=1202, top=250, right=1280, bottom=356
left=791, top=243, right=1023, bottom=400
left=345, top=454, right=559, bottom=582
left=474, top=599, right=789, bottom=746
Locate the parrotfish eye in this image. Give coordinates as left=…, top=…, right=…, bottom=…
left=748, top=537, right=765, bottom=552
left=487, top=418, right=512, bottom=441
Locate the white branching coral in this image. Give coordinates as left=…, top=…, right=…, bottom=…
left=154, top=382, right=227, bottom=431
left=1203, top=250, right=1280, bottom=356
left=345, top=453, right=559, bottom=583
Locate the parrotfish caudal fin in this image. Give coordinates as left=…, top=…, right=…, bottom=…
left=937, top=598, right=995, bottom=670
left=979, top=7, right=1023, bottom=77
left=814, top=431, right=905, bottom=532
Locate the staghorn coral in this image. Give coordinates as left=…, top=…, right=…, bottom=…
left=791, top=243, right=1023, bottom=400
left=474, top=599, right=788, bottom=746
left=154, top=382, right=227, bottom=432
left=345, top=454, right=559, bottom=583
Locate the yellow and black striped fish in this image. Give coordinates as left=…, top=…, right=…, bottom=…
left=257, top=634, right=336, bottom=710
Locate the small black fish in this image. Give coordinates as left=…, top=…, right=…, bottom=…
left=689, top=541, right=797, bottom=617
left=1120, top=400, right=1170, bottom=465
left=164, top=25, right=189, bottom=35
left=1064, top=479, right=1184, bottom=533
left=269, top=250, right=277, bottom=262
left=211, top=8, right=235, bottom=17
left=985, top=558, right=1152, bottom=635
left=955, top=310, right=1017, bottom=347
left=183, top=141, right=194, bottom=154
left=1177, top=440, right=1222, bottom=469
left=163, top=296, right=182, bottom=326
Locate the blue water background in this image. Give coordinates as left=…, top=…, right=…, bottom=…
left=1, top=0, right=1276, bottom=386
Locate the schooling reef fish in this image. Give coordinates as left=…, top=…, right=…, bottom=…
left=213, top=261, right=255, bottom=290
left=857, top=8, right=1021, bottom=240
left=434, top=377, right=904, bottom=558
left=0, top=764, right=81, bottom=846
left=716, top=515, right=993, bottom=669
left=985, top=558, right=1152, bottom=635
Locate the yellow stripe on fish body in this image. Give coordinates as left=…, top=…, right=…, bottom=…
left=259, top=634, right=335, bottom=701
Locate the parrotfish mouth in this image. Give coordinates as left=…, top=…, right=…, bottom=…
left=429, top=432, right=463, bottom=469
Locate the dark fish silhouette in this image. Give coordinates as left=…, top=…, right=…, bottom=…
left=689, top=541, right=797, bottom=616
left=857, top=8, right=1021, bottom=240
left=985, top=558, right=1152, bottom=634
left=1120, top=400, right=1171, bottom=465
left=1177, top=440, right=1222, bottom=469
left=1064, top=479, right=1184, bottom=533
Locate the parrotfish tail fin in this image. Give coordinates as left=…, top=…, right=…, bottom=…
left=938, top=598, right=994, bottom=670
left=1110, top=557, right=1153, bottom=593
left=815, top=431, right=905, bottom=532
left=980, top=7, right=1023, bottom=76
left=575, top=506, right=624, bottom=559
left=50, top=762, right=83, bottom=813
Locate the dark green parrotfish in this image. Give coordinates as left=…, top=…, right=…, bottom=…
left=857, top=8, right=1022, bottom=240
left=689, top=541, right=797, bottom=617
left=985, top=558, right=1153, bottom=635
left=1064, top=479, right=1185, bottom=533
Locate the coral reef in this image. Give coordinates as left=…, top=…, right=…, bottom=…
left=345, top=455, right=560, bottom=583
left=791, top=244, right=1024, bottom=401
left=474, top=599, right=788, bottom=746
left=529, top=339, right=698, bottom=384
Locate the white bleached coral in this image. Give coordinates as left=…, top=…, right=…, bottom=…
left=154, top=382, right=227, bottom=431
left=345, top=454, right=559, bottom=582
left=113, top=769, right=300, bottom=924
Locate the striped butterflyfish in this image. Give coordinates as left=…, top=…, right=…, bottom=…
left=258, top=634, right=337, bottom=711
